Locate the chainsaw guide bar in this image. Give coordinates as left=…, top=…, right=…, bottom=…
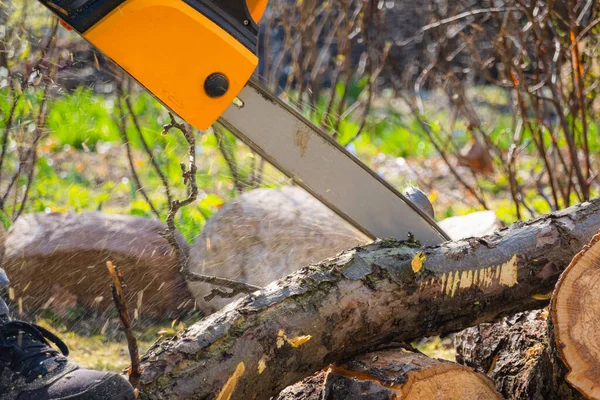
left=220, top=80, right=450, bottom=245
left=38, top=0, right=450, bottom=246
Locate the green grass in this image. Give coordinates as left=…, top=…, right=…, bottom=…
left=36, top=319, right=164, bottom=372
left=47, top=88, right=120, bottom=150
left=415, top=336, right=456, bottom=361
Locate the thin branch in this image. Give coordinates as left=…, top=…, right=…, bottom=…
left=187, top=272, right=263, bottom=301
left=122, top=81, right=174, bottom=207
left=107, top=261, right=141, bottom=389
left=0, top=91, right=21, bottom=188
left=395, top=7, right=522, bottom=47
left=116, top=83, right=161, bottom=219
left=161, top=116, right=260, bottom=301
left=162, top=114, right=198, bottom=276
left=214, top=126, right=244, bottom=194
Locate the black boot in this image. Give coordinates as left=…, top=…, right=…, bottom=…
left=0, top=315, right=135, bottom=400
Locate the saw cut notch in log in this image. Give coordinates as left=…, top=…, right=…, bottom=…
left=276, top=347, right=502, bottom=400
left=551, top=231, right=600, bottom=399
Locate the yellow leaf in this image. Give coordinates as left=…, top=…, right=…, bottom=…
left=429, top=190, right=438, bottom=203
left=257, top=356, right=267, bottom=374
left=276, top=329, right=286, bottom=349
left=411, top=252, right=427, bottom=273
left=216, top=362, right=246, bottom=400
left=288, top=335, right=312, bottom=348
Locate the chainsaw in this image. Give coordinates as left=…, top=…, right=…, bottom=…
left=38, top=0, right=449, bottom=245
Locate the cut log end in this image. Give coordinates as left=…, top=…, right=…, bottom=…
left=397, top=363, right=500, bottom=400
left=551, top=231, right=600, bottom=399
left=276, top=349, right=501, bottom=400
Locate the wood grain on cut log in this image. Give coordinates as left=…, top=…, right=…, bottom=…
left=551, top=231, right=600, bottom=399
left=276, top=347, right=501, bottom=400
left=455, top=310, right=582, bottom=400
left=138, top=199, right=600, bottom=399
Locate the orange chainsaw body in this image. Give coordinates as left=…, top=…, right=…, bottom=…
left=40, top=0, right=267, bottom=130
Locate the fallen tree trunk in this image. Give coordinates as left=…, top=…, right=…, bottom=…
left=138, top=198, right=600, bottom=399
left=455, top=309, right=582, bottom=399
left=276, top=346, right=502, bottom=399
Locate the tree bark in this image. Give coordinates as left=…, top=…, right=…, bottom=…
left=138, top=198, right=600, bottom=399
left=455, top=309, right=582, bottom=400
left=275, top=347, right=502, bottom=399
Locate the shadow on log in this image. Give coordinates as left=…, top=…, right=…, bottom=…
left=138, top=198, right=600, bottom=399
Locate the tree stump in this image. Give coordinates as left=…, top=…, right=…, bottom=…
left=551, top=231, right=600, bottom=399
left=276, top=347, right=501, bottom=400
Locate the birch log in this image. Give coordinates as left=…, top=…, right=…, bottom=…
left=138, top=198, right=600, bottom=399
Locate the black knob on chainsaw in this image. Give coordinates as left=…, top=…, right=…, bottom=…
left=204, top=73, right=229, bottom=98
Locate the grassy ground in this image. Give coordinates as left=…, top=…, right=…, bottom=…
left=415, top=336, right=456, bottom=361
left=45, top=326, right=151, bottom=372
left=35, top=316, right=187, bottom=372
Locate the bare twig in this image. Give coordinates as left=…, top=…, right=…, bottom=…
left=123, top=79, right=174, bottom=207
left=106, top=261, right=141, bottom=389
left=162, top=114, right=198, bottom=275
left=187, top=272, right=262, bottom=301
left=116, top=83, right=161, bottom=219
left=0, top=93, right=21, bottom=188
left=160, top=116, right=262, bottom=300
left=3, top=18, right=59, bottom=219
left=214, top=126, right=244, bottom=194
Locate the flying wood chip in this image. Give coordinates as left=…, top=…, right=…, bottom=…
left=411, top=252, right=427, bottom=273
left=277, top=329, right=312, bottom=348
left=287, top=335, right=312, bottom=348
left=216, top=362, right=246, bottom=400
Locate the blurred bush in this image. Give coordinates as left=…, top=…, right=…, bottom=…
left=0, top=0, right=598, bottom=236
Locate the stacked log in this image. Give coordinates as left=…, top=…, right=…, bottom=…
left=455, top=310, right=582, bottom=399
left=276, top=347, right=501, bottom=400
left=551, top=232, right=600, bottom=399
left=456, top=231, right=600, bottom=399
left=137, top=198, right=600, bottom=399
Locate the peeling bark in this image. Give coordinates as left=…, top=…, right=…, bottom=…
left=276, top=347, right=502, bottom=399
left=138, top=199, right=600, bottom=399
left=455, top=310, right=582, bottom=400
